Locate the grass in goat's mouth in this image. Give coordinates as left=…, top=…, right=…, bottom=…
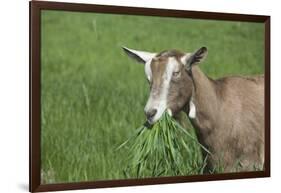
left=116, top=111, right=210, bottom=178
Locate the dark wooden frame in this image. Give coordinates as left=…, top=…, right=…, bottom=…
left=29, top=0, right=271, bottom=192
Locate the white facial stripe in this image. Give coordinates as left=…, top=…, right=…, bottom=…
left=145, top=57, right=178, bottom=123
left=166, top=57, right=179, bottom=77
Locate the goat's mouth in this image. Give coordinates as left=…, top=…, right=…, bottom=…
left=146, top=108, right=173, bottom=125
left=144, top=120, right=154, bottom=128
left=146, top=117, right=156, bottom=125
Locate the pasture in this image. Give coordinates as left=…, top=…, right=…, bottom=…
left=41, top=10, right=264, bottom=183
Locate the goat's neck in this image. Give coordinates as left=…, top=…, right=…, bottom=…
left=184, top=66, right=219, bottom=142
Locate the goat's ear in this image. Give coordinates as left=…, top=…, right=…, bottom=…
left=122, top=47, right=156, bottom=64
left=181, top=47, right=208, bottom=69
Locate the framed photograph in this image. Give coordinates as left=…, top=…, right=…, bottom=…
left=30, top=1, right=270, bottom=192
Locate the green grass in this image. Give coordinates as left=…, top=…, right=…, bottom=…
left=116, top=111, right=210, bottom=178
left=41, top=10, right=264, bottom=184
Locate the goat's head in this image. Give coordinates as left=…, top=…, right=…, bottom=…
left=123, top=47, right=208, bottom=124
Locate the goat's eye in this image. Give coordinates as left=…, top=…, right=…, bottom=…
left=172, top=71, right=180, bottom=77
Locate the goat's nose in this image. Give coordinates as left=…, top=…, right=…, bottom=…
left=145, top=109, right=157, bottom=120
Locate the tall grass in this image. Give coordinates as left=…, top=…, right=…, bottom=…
left=41, top=10, right=264, bottom=183
left=117, top=112, right=210, bottom=178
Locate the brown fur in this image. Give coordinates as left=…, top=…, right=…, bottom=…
left=152, top=50, right=194, bottom=115
left=150, top=57, right=168, bottom=89
left=181, top=66, right=264, bottom=172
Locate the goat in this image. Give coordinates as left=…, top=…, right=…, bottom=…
left=123, top=46, right=264, bottom=172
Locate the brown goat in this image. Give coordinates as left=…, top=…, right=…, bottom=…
left=123, top=46, right=264, bottom=172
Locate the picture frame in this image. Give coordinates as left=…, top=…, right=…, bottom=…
left=30, top=0, right=270, bottom=192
